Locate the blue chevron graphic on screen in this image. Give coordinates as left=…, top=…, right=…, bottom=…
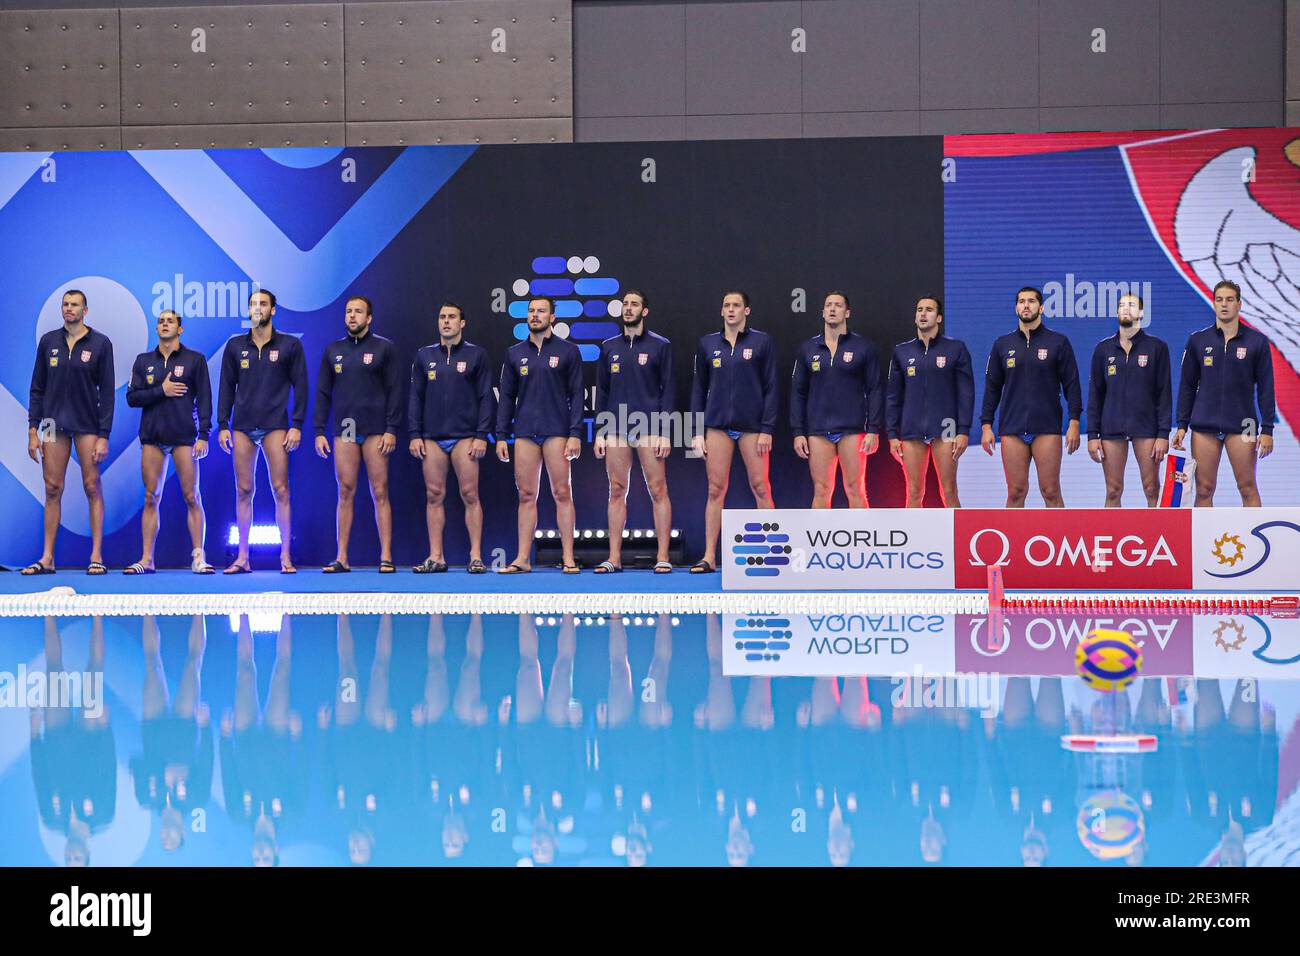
left=730, top=521, right=792, bottom=577
left=730, top=617, right=793, bottom=663
left=0, top=145, right=474, bottom=564
left=506, top=254, right=622, bottom=362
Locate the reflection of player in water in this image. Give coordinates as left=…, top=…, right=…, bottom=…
left=129, top=615, right=212, bottom=853
left=219, top=614, right=305, bottom=866
left=29, top=617, right=114, bottom=866
left=594, top=615, right=677, bottom=867
left=795, top=675, right=893, bottom=866
left=503, top=614, right=586, bottom=865
left=985, top=677, right=1074, bottom=866
left=1179, top=678, right=1278, bottom=865
left=316, top=614, right=405, bottom=866
left=411, top=614, right=508, bottom=865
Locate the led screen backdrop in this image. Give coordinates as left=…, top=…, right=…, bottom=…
left=0, top=138, right=941, bottom=568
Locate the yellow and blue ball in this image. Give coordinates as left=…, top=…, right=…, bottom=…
left=1077, top=790, right=1145, bottom=860
left=1074, top=628, right=1143, bottom=693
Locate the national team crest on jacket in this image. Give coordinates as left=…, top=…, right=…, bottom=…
left=842, top=351, right=853, bottom=363
left=935, top=356, right=946, bottom=369
left=742, top=348, right=753, bottom=360
left=363, top=353, right=373, bottom=365
left=173, top=365, right=185, bottom=377
left=80, top=350, right=92, bottom=363
left=269, top=350, right=279, bottom=362
left=1137, top=354, right=1148, bottom=367
left=1037, top=348, right=1048, bottom=360
left=549, top=355, right=559, bottom=368
left=1236, top=347, right=1247, bottom=360
left=638, top=353, right=648, bottom=366
left=456, top=361, right=467, bottom=373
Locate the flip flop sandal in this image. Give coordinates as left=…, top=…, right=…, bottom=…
left=689, top=560, right=716, bottom=574
left=280, top=563, right=297, bottom=575
left=562, top=563, right=581, bottom=574
left=191, top=549, right=215, bottom=574
left=467, top=558, right=487, bottom=574
left=224, top=563, right=252, bottom=575
left=413, top=558, right=439, bottom=573
left=378, top=560, right=397, bottom=573
left=21, top=562, right=56, bottom=576
left=124, top=563, right=155, bottom=575
left=593, top=561, right=622, bottom=574
left=322, top=561, right=350, bottom=573
left=87, top=562, right=108, bottom=575
left=497, top=563, right=530, bottom=575
left=653, top=561, right=673, bottom=574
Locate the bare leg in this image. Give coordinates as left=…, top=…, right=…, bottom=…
left=142, top=615, right=169, bottom=720
left=332, top=437, right=362, bottom=566
left=35, top=435, right=72, bottom=567
left=541, top=437, right=576, bottom=567
left=233, top=616, right=258, bottom=733
left=450, top=439, right=483, bottom=562
left=807, top=435, right=839, bottom=508
left=453, top=615, right=487, bottom=725
left=362, top=435, right=393, bottom=563
left=335, top=615, right=361, bottom=727
left=1130, top=438, right=1162, bottom=508
left=604, top=616, right=634, bottom=729
left=1029, top=434, right=1064, bottom=507
left=901, top=440, right=929, bottom=508
left=545, top=615, right=580, bottom=727
left=171, top=447, right=205, bottom=553
left=837, top=434, right=869, bottom=508
left=701, top=429, right=736, bottom=567
left=1100, top=439, right=1128, bottom=507
left=138, top=444, right=168, bottom=567
left=999, top=435, right=1032, bottom=508
left=229, top=432, right=258, bottom=569
left=639, top=615, right=673, bottom=727
left=604, top=442, right=634, bottom=566
left=738, top=432, right=775, bottom=508
left=72, top=434, right=105, bottom=565
left=420, top=441, right=450, bottom=563
left=264, top=616, right=294, bottom=734
left=261, top=430, right=294, bottom=571
left=515, top=614, right=544, bottom=725
left=363, top=615, right=393, bottom=731
left=174, top=616, right=205, bottom=719
left=511, top=439, right=544, bottom=569
left=637, top=443, right=673, bottom=564
left=1191, top=431, right=1223, bottom=507
left=931, top=438, right=962, bottom=508
left=1223, top=433, right=1262, bottom=507
left=420, top=614, right=450, bottom=725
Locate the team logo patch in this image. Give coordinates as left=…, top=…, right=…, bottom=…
left=1037, top=348, right=1048, bottom=361
left=146, top=374, right=155, bottom=385
left=842, top=351, right=853, bottom=362
left=935, top=356, right=946, bottom=369
left=1106, top=365, right=1116, bottom=376
left=49, top=358, right=57, bottom=366
left=269, top=350, right=279, bottom=362
left=1236, top=347, right=1247, bottom=360
left=611, top=363, right=620, bottom=373
left=173, top=365, right=184, bottom=376
left=742, top=348, right=753, bottom=361
left=1137, top=354, right=1148, bottom=368
left=456, top=361, right=467, bottom=373
left=811, top=360, right=821, bottom=372
left=638, top=353, right=648, bottom=366
left=427, top=370, right=436, bottom=381
left=81, top=350, right=92, bottom=363
left=334, top=364, right=343, bottom=374
left=363, top=353, right=373, bottom=365
left=1204, top=356, right=1214, bottom=366
left=549, top=355, right=559, bottom=368
left=240, top=359, right=249, bottom=369
left=1006, top=357, right=1016, bottom=368
left=712, top=358, right=722, bottom=368
left=520, top=366, right=529, bottom=376
left=906, top=366, right=916, bottom=377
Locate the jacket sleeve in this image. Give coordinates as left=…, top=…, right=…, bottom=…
left=1175, top=336, right=1199, bottom=431
left=384, top=343, right=403, bottom=435
left=760, top=337, right=778, bottom=435
left=27, top=338, right=47, bottom=429
left=217, top=340, right=236, bottom=432
left=407, top=355, right=426, bottom=440
left=567, top=347, right=585, bottom=440
left=658, top=340, right=674, bottom=417
left=1085, top=345, right=1105, bottom=440
left=980, top=345, right=1004, bottom=427
left=194, top=356, right=213, bottom=443
left=313, top=348, right=333, bottom=437
left=955, top=344, right=975, bottom=436
left=864, top=345, right=883, bottom=434
left=1156, top=341, right=1173, bottom=435
left=126, top=356, right=165, bottom=409
left=476, top=352, right=495, bottom=441
left=290, top=340, right=309, bottom=432
left=884, top=350, right=902, bottom=440
left=1059, top=338, right=1083, bottom=423
left=495, top=357, right=518, bottom=439
left=96, top=339, right=115, bottom=438
left=1255, top=339, right=1277, bottom=436
left=690, top=340, right=709, bottom=418
left=789, top=349, right=809, bottom=435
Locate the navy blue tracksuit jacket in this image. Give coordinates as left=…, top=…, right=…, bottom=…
left=790, top=329, right=883, bottom=436
left=981, top=323, right=1083, bottom=435
left=313, top=330, right=402, bottom=439
left=217, top=328, right=309, bottom=433
left=1176, top=323, right=1277, bottom=437
left=496, top=332, right=585, bottom=440
left=690, top=325, right=778, bottom=435
left=29, top=326, right=115, bottom=437
left=1086, top=329, right=1172, bottom=440
left=408, top=339, right=495, bottom=441
left=885, top=333, right=975, bottom=441
left=126, top=344, right=213, bottom=446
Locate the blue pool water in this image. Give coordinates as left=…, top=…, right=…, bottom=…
left=0, top=612, right=1295, bottom=867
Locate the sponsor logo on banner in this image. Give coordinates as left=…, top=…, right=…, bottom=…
left=955, top=613, right=1193, bottom=675
left=723, top=612, right=956, bottom=676
left=1192, top=508, right=1300, bottom=589
left=1192, top=614, right=1300, bottom=676
left=722, top=509, right=954, bottom=591
left=954, top=509, right=1191, bottom=589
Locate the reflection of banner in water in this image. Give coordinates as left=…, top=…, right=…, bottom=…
left=722, top=612, right=955, bottom=676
